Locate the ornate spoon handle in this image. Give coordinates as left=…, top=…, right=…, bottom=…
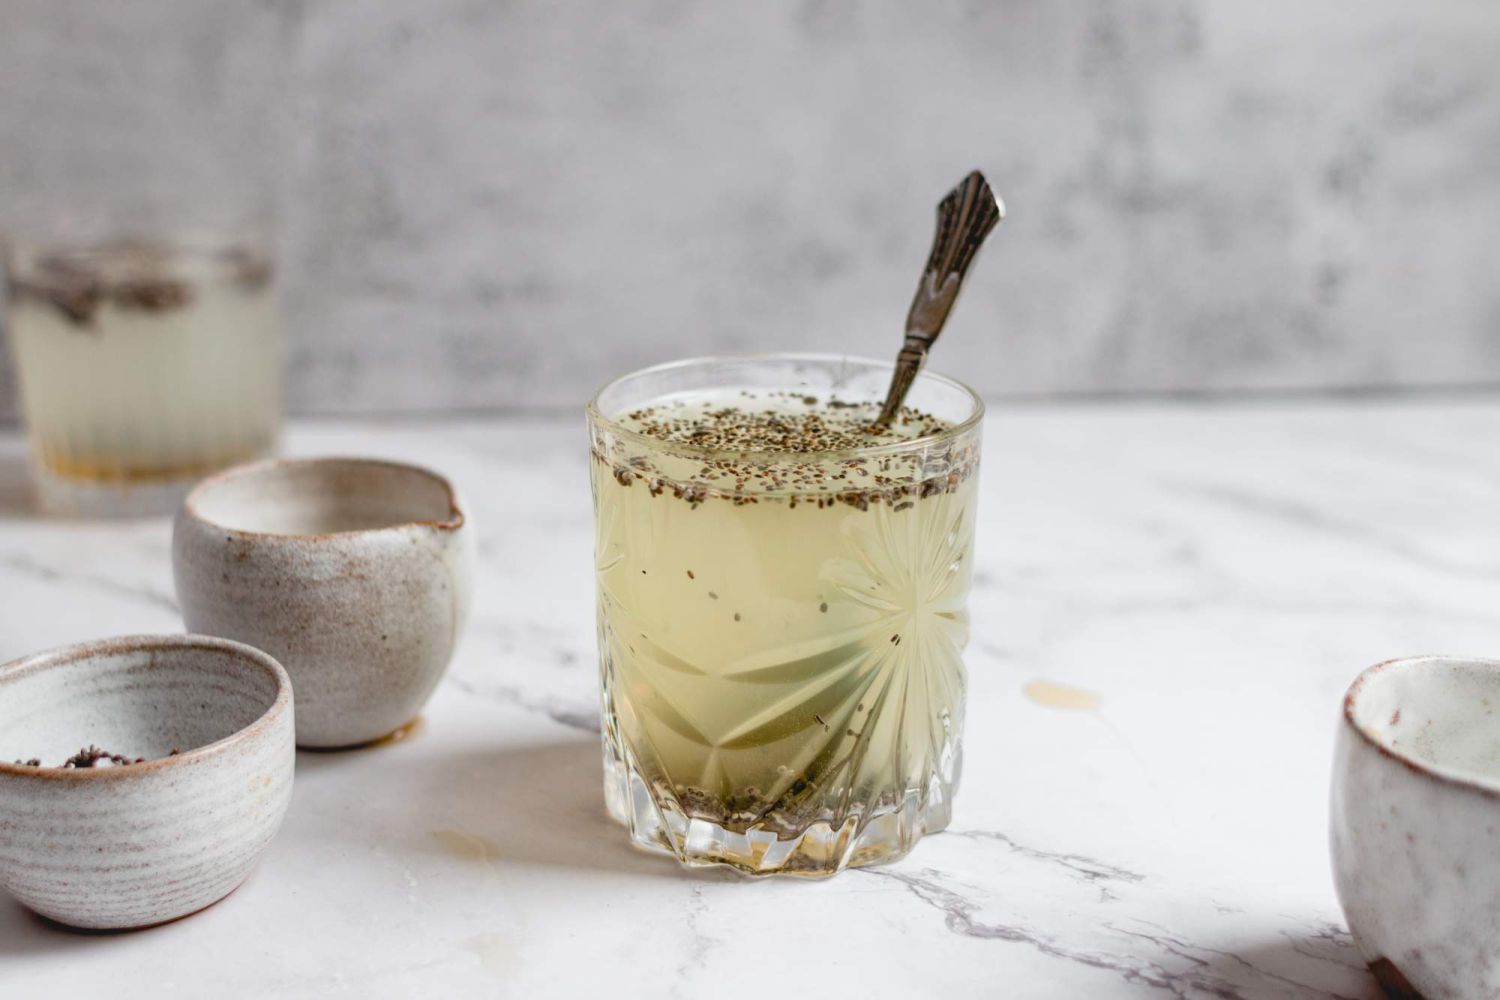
left=873, top=170, right=1004, bottom=429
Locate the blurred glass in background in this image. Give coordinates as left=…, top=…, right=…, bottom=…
left=1, top=2, right=293, bottom=516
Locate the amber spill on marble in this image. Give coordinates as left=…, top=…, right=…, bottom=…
left=430, top=830, right=502, bottom=866
left=1023, top=680, right=1103, bottom=712
left=366, top=715, right=425, bottom=749
left=466, top=932, right=517, bottom=978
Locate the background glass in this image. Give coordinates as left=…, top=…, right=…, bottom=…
left=0, top=2, right=292, bottom=515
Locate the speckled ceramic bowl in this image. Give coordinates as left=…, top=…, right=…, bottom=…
left=0, top=635, right=294, bottom=930
left=1331, top=655, right=1500, bottom=999
left=173, top=457, right=475, bottom=748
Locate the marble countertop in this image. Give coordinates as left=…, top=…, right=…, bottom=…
left=4, top=400, right=1499, bottom=999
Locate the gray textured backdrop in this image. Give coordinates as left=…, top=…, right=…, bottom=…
left=2, top=1, right=1498, bottom=418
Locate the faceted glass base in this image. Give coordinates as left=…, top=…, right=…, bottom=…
left=33, top=462, right=207, bottom=518
left=31, top=450, right=272, bottom=518
left=601, top=732, right=956, bottom=878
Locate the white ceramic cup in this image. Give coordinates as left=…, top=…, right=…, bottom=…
left=1331, top=655, right=1500, bottom=998
left=0, top=635, right=294, bottom=930
left=173, top=457, right=475, bottom=748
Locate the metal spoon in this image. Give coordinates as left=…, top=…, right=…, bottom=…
left=872, top=170, right=1004, bottom=429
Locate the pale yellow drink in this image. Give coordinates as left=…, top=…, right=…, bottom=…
left=6, top=241, right=280, bottom=514
left=590, top=362, right=981, bottom=876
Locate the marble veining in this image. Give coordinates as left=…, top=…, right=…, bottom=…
left=4, top=400, right=1499, bottom=996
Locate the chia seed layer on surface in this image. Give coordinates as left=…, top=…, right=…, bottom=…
left=592, top=391, right=979, bottom=508
left=620, top=392, right=951, bottom=453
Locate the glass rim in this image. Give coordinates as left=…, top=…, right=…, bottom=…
left=586, top=352, right=985, bottom=463
left=3, top=232, right=273, bottom=262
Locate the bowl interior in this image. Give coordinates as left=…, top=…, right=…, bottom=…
left=1349, top=656, right=1500, bottom=789
left=0, top=639, right=284, bottom=767
left=189, top=459, right=458, bottom=535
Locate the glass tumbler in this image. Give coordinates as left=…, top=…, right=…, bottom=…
left=5, top=240, right=281, bottom=516
left=0, top=2, right=292, bottom=516
left=587, top=354, right=983, bottom=876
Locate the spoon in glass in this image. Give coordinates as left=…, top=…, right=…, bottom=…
left=872, top=170, right=1003, bottom=430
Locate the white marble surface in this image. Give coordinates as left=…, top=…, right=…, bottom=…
left=3, top=400, right=1500, bottom=998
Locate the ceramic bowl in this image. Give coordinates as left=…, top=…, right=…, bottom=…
left=0, top=635, right=294, bottom=930
left=1331, top=655, right=1500, bottom=999
left=173, top=457, right=475, bottom=748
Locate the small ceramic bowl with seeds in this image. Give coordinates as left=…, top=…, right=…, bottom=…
left=0, top=634, right=294, bottom=930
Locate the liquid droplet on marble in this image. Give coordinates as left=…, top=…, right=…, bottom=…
left=1023, top=679, right=1102, bottom=712
left=365, top=715, right=425, bottom=749
left=430, top=829, right=502, bottom=866
left=466, top=931, right=516, bottom=978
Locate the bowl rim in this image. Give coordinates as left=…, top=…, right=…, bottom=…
left=0, top=634, right=293, bottom=781
left=585, top=352, right=986, bottom=464
left=1343, top=654, right=1500, bottom=799
left=181, top=456, right=465, bottom=540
